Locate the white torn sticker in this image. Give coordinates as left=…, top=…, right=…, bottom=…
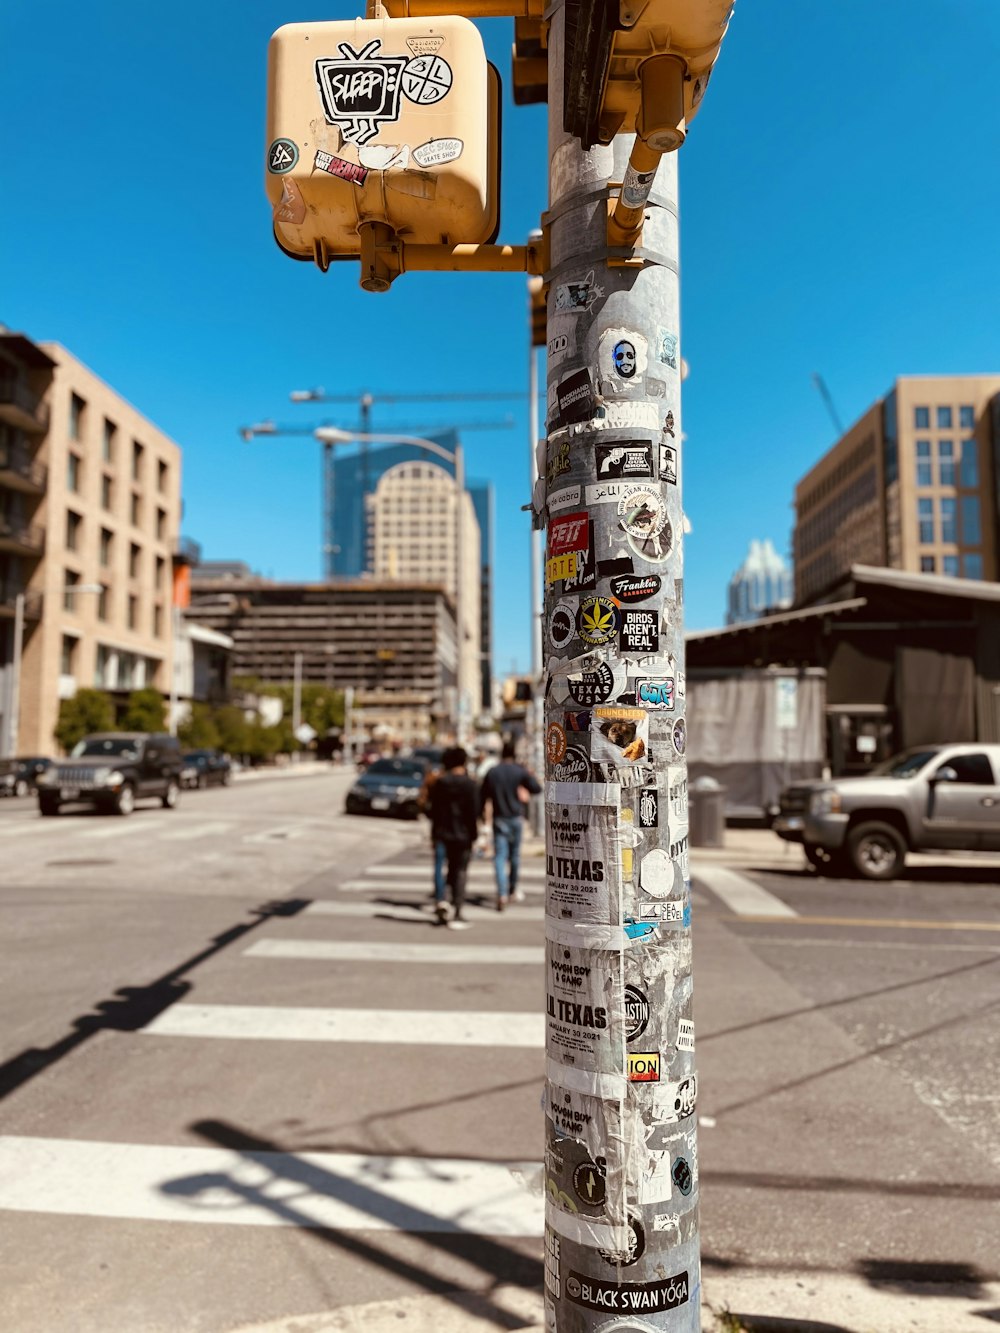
left=412, top=138, right=463, bottom=168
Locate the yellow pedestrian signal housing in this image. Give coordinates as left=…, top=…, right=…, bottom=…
left=564, top=0, right=734, bottom=150
left=266, top=16, right=500, bottom=286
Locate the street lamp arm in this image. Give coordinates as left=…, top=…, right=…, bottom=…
left=314, top=427, right=457, bottom=466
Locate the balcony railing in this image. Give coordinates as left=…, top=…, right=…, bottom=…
left=0, top=515, right=45, bottom=555
left=0, top=439, right=47, bottom=491
left=0, top=380, right=49, bottom=433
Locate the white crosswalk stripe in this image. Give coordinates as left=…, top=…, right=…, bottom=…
left=159, top=821, right=235, bottom=842
left=142, top=1004, right=544, bottom=1047
left=693, top=863, right=798, bottom=918
left=304, top=900, right=546, bottom=921
left=363, top=862, right=546, bottom=879
left=0, top=1137, right=543, bottom=1235
left=79, top=821, right=160, bottom=840
left=244, top=939, right=543, bottom=964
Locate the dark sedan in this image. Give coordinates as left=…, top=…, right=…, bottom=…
left=0, top=756, right=52, bottom=798
left=181, top=750, right=232, bottom=790
left=345, top=757, right=427, bottom=819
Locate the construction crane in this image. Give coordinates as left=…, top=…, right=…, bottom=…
left=811, top=373, right=845, bottom=437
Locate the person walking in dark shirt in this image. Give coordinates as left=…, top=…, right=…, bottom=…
left=427, top=746, right=480, bottom=929
left=479, top=740, right=541, bottom=910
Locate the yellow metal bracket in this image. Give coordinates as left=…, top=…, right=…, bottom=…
left=356, top=224, right=548, bottom=291
left=380, top=0, right=543, bottom=17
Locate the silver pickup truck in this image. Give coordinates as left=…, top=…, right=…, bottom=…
left=774, top=744, right=1000, bottom=879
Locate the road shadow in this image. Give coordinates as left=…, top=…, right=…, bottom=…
left=857, top=1257, right=989, bottom=1296
left=713, top=1318, right=851, bottom=1333
left=0, top=897, right=310, bottom=1102
left=161, top=1118, right=541, bottom=1330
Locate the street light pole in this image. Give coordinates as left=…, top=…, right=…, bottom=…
left=292, top=650, right=303, bottom=762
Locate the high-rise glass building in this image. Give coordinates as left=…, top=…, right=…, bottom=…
left=726, top=539, right=793, bottom=625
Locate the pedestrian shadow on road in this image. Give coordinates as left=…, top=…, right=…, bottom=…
left=710, top=1317, right=852, bottom=1333
left=857, top=1257, right=990, bottom=1298
left=161, top=1117, right=542, bottom=1330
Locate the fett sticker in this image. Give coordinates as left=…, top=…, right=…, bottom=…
left=546, top=802, right=622, bottom=925
left=595, top=441, right=654, bottom=479
left=554, top=270, right=604, bottom=314
left=599, top=329, right=648, bottom=387
left=549, top=511, right=590, bottom=557
left=591, top=706, right=648, bottom=765
left=577, top=596, right=620, bottom=646
left=656, top=329, right=679, bottom=369
left=267, top=138, right=299, bottom=173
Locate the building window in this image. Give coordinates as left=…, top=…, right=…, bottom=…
left=69, top=392, right=86, bottom=440
left=962, top=553, right=983, bottom=580
left=939, top=459, right=956, bottom=486
left=959, top=405, right=975, bottom=429
left=940, top=497, right=957, bottom=543
left=130, top=493, right=140, bottom=526
left=916, top=461, right=932, bottom=487
left=101, top=474, right=113, bottom=510
left=960, top=439, right=978, bottom=488
left=128, top=594, right=138, bottom=629
left=98, top=585, right=109, bottom=621
left=943, top=555, right=960, bottom=576
left=63, top=569, right=81, bottom=611
left=914, top=406, right=930, bottom=429
left=157, top=459, right=168, bottom=492
left=95, top=644, right=111, bottom=687
left=100, top=528, right=113, bottom=566
left=65, top=510, right=82, bottom=551
left=103, top=418, right=116, bottom=461
left=60, top=635, right=77, bottom=676
left=920, top=556, right=936, bottom=573
left=155, top=555, right=166, bottom=589
left=129, top=542, right=141, bottom=578
left=67, top=453, right=82, bottom=493
left=156, top=507, right=167, bottom=540
left=961, top=495, right=981, bottom=545
left=132, top=440, right=144, bottom=481
left=916, top=439, right=931, bottom=458
left=918, top=497, right=934, bottom=544
left=153, top=603, right=163, bottom=637
left=937, top=405, right=953, bottom=429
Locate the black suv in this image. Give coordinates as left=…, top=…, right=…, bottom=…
left=37, top=733, right=183, bottom=816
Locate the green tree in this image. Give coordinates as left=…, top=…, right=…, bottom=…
left=214, top=705, right=252, bottom=757
left=54, top=689, right=116, bottom=753
left=120, top=688, right=167, bottom=733
left=177, top=703, right=221, bottom=750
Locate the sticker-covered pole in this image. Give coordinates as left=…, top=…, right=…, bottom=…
left=542, top=7, right=698, bottom=1330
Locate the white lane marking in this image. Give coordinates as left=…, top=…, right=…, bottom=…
left=80, top=821, right=157, bottom=840
left=142, top=1004, right=544, bottom=1047
left=339, top=879, right=543, bottom=896
left=0, top=1137, right=543, bottom=1235
left=692, top=864, right=798, bottom=918
left=159, top=821, right=235, bottom=842
left=364, top=863, right=545, bottom=879
left=304, top=900, right=546, bottom=922
left=244, top=940, right=543, bottom=965
left=243, top=826, right=307, bottom=845
left=0, top=819, right=79, bottom=836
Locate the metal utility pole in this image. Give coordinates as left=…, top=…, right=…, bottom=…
left=542, top=10, right=698, bottom=1328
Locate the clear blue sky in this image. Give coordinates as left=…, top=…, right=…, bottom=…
left=3, top=2, right=999, bottom=674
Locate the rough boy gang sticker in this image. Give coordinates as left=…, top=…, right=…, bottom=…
left=315, top=40, right=453, bottom=146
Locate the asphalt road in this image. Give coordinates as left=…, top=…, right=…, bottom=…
left=1, top=775, right=998, bottom=1332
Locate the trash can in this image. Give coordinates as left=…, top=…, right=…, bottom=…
left=689, top=776, right=726, bottom=848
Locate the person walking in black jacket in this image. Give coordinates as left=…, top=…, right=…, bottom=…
left=427, top=746, right=480, bottom=929
left=479, top=740, right=541, bottom=910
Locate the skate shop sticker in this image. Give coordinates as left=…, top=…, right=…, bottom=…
left=412, top=137, right=463, bottom=168
left=619, top=610, right=660, bottom=657
left=553, top=270, right=604, bottom=314
left=267, top=138, right=299, bottom=173
left=548, top=601, right=577, bottom=652
left=635, top=676, right=674, bottom=710
left=546, top=722, right=568, bottom=767
left=548, top=483, right=582, bottom=512
left=656, top=328, right=679, bottom=370
left=315, top=40, right=454, bottom=145
left=557, top=368, right=597, bottom=426
left=550, top=744, right=592, bottom=784
left=563, top=1270, right=691, bottom=1317
left=599, top=328, right=649, bottom=386
left=595, top=441, right=653, bottom=480
left=610, top=573, right=660, bottom=604
left=591, top=706, right=648, bottom=766
left=577, top=596, right=620, bottom=646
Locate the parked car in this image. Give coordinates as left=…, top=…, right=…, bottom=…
left=0, top=756, right=52, bottom=798
left=181, top=749, right=232, bottom=790
left=775, top=743, right=1000, bottom=879
left=345, top=757, right=427, bottom=820
left=36, top=733, right=183, bottom=817
left=411, top=746, right=444, bottom=771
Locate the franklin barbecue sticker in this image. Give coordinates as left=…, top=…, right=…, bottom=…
left=315, top=41, right=453, bottom=145
left=546, top=802, right=621, bottom=926
left=610, top=573, right=660, bottom=603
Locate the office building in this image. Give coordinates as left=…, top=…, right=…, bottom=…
left=794, top=375, right=1000, bottom=604
left=726, top=538, right=793, bottom=625
left=186, top=574, right=461, bottom=745
left=366, top=459, right=481, bottom=722
left=0, top=329, right=182, bottom=755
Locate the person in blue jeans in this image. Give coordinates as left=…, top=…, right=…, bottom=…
left=427, top=747, right=480, bottom=928
left=479, top=740, right=541, bottom=911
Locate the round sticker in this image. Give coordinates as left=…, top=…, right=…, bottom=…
left=618, top=485, right=668, bottom=541
left=546, top=722, right=568, bottom=766
left=552, top=745, right=592, bottom=783
left=599, top=1214, right=645, bottom=1267
left=624, top=984, right=649, bottom=1041
left=577, top=596, right=620, bottom=646
left=672, top=717, right=686, bottom=756
left=572, top=1159, right=607, bottom=1208
left=402, top=55, right=454, bottom=105
left=267, top=138, right=299, bottom=174
left=548, top=601, right=576, bottom=652
left=567, top=661, right=617, bottom=706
